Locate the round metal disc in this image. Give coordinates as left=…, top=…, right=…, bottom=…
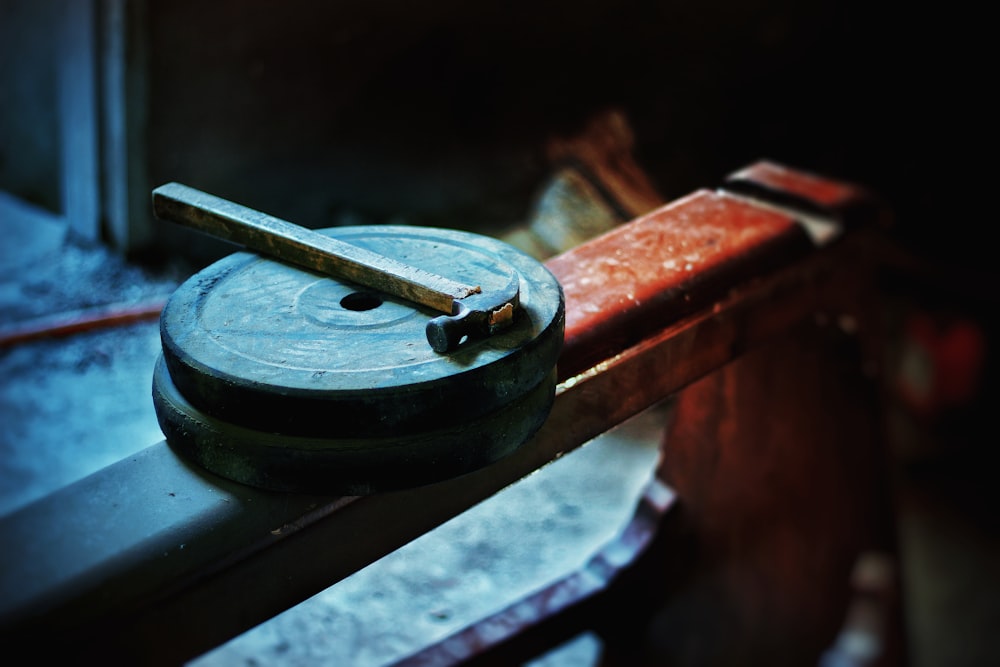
left=154, top=225, right=564, bottom=492
left=153, top=355, right=556, bottom=494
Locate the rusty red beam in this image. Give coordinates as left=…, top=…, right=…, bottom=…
left=388, top=162, right=891, bottom=666
left=548, top=187, right=813, bottom=379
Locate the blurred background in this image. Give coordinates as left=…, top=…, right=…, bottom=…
left=1, top=1, right=995, bottom=665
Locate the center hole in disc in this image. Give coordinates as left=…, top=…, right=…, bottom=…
left=340, top=292, right=383, bottom=311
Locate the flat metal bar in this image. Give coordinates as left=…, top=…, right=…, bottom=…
left=152, top=182, right=478, bottom=314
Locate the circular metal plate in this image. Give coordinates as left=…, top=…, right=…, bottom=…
left=154, top=225, right=564, bottom=492
left=153, top=355, right=556, bottom=494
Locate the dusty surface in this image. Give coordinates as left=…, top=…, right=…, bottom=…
left=0, top=230, right=184, bottom=514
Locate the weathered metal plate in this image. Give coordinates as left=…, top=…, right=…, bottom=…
left=152, top=356, right=557, bottom=494
left=155, top=225, right=564, bottom=492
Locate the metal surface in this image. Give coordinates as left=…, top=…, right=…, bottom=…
left=154, top=356, right=557, bottom=494
left=154, top=224, right=564, bottom=493
left=0, top=160, right=886, bottom=665
left=547, top=188, right=815, bottom=380
left=152, top=183, right=521, bottom=352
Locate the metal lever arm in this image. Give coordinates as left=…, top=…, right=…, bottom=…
left=152, top=183, right=519, bottom=352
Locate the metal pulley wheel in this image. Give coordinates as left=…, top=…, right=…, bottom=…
left=151, top=185, right=565, bottom=494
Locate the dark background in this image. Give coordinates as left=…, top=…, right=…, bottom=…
left=138, top=0, right=983, bottom=269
